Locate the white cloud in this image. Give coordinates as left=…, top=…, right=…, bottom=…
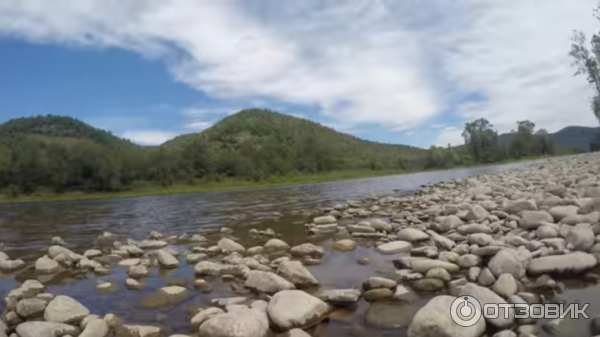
left=184, top=121, right=213, bottom=131
left=0, top=0, right=599, bottom=146
left=435, top=126, right=464, bottom=147
left=122, top=130, right=176, bottom=145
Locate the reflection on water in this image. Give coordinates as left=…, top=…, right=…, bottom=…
left=3, top=161, right=591, bottom=336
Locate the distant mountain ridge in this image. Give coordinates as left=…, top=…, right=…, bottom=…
left=499, top=126, right=600, bottom=150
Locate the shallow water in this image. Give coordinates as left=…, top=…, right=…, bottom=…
left=1, top=161, right=597, bottom=336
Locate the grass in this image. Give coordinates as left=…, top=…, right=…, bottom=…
left=0, top=155, right=549, bottom=204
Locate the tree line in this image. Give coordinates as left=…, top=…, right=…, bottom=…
left=0, top=112, right=582, bottom=197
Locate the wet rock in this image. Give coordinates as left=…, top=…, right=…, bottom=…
left=527, top=252, right=597, bottom=275
left=408, top=295, right=485, bottom=337
left=115, top=324, right=161, bottom=337
left=139, top=240, right=168, bottom=250
left=425, top=268, right=451, bottom=282
left=127, top=265, right=149, bottom=279
left=375, top=241, right=412, bottom=255
left=460, top=283, right=514, bottom=329
left=267, top=290, right=329, bottom=330
left=363, top=288, right=394, bottom=301
left=357, top=257, right=371, bottom=265
left=290, top=243, right=324, bottom=258
left=185, top=253, right=206, bottom=264
left=314, top=215, right=337, bottom=224
left=83, top=249, right=102, bottom=259
left=191, top=307, right=225, bottom=329
left=244, top=270, right=295, bottom=294
left=332, top=239, right=357, bottom=252
left=79, top=318, right=108, bottom=337
left=488, top=248, right=531, bottom=279
left=156, top=250, right=179, bottom=269
left=0, top=258, right=25, bottom=272
left=198, top=308, right=268, bottom=337
left=277, top=261, right=318, bottom=287
left=140, top=286, right=190, bottom=309
left=218, top=238, right=245, bottom=253
left=35, top=255, right=60, bottom=274
left=363, top=276, right=396, bottom=290
left=411, top=259, right=459, bottom=274
left=411, top=278, right=445, bottom=292
left=396, top=228, right=430, bottom=242
left=264, top=239, right=290, bottom=251
left=365, top=300, right=414, bottom=329
left=16, top=298, right=47, bottom=318
left=44, top=295, right=90, bottom=324
left=370, top=219, right=392, bottom=232
left=126, top=278, right=142, bottom=290
left=319, top=289, right=361, bottom=306
left=16, top=322, right=80, bottom=337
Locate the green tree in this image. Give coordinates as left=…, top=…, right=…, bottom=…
left=462, top=118, right=500, bottom=163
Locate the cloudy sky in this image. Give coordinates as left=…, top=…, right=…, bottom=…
left=0, top=0, right=598, bottom=146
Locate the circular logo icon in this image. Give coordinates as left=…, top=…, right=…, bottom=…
left=450, top=295, right=482, bottom=327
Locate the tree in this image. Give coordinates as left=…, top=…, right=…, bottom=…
left=569, top=6, right=600, bottom=122
left=462, top=118, right=500, bottom=163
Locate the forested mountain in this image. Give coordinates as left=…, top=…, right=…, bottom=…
left=0, top=110, right=589, bottom=197
left=499, top=126, right=600, bottom=150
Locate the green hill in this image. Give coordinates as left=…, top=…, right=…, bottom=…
left=499, top=126, right=600, bottom=150
left=0, top=115, right=135, bottom=148
left=165, top=109, right=426, bottom=176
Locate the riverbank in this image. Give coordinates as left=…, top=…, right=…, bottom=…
left=0, top=153, right=598, bottom=337
left=0, top=156, right=547, bottom=204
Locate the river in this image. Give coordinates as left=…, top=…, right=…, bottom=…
left=0, top=160, right=590, bottom=336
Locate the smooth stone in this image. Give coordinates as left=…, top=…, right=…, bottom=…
left=488, top=248, right=531, bottom=279
left=267, top=290, right=329, bottom=330
left=191, top=307, right=225, bottom=329
left=565, top=223, right=595, bottom=251
left=244, top=270, right=295, bottom=294
left=519, top=211, right=553, bottom=229
left=425, top=268, right=451, bottom=282
left=156, top=250, right=179, bottom=269
left=314, top=215, right=337, bottom=224
left=35, top=256, right=60, bottom=274
left=264, top=239, right=290, bottom=250
left=332, top=239, right=357, bottom=252
left=492, top=274, right=518, bottom=298
left=407, top=295, right=485, bottom=337
left=126, top=278, right=142, bottom=290
left=16, top=322, right=80, bottom=337
left=363, top=276, right=396, bottom=290
left=290, top=243, right=324, bottom=258
left=396, top=228, right=430, bottom=241
left=460, top=283, right=514, bottom=329
left=365, top=300, right=415, bottom=329
left=477, top=267, right=495, bottom=287
left=139, top=240, right=168, bottom=250
left=16, top=298, right=47, bottom=318
left=80, top=318, right=109, bottom=337
left=127, top=265, right=149, bottom=279
left=375, top=241, right=412, bottom=254
left=44, top=295, right=90, bottom=324
left=139, top=286, right=190, bottom=309
left=411, top=278, right=445, bottom=292
left=411, top=259, right=459, bottom=274
left=277, top=260, right=319, bottom=287
left=527, top=252, right=597, bottom=275
left=319, top=289, right=361, bottom=306
left=363, top=288, right=394, bottom=301
left=218, top=238, right=245, bottom=253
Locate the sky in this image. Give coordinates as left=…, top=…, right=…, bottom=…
left=0, top=0, right=599, bottom=147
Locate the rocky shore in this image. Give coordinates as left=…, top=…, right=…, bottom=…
left=2, top=153, right=600, bottom=337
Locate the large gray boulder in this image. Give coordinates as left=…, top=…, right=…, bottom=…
left=267, top=290, right=329, bottom=330
left=407, top=295, right=485, bottom=337
left=460, top=283, right=514, bottom=329
left=244, top=270, right=295, bottom=294
left=488, top=248, right=531, bottom=279
left=44, top=295, right=90, bottom=324
left=277, top=260, right=318, bottom=287
left=527, top=252, right=597, bottom=275
left=198, top=308, right=269, bottom=337
left=16, top=298, right=47, bottom=318
left=16, top=322, right=80, bottom=337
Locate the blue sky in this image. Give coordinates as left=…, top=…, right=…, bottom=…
left=0, top=1, right=598, bottom=146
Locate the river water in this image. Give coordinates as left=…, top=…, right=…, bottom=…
left=0, top=161, right=594, bottom=336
